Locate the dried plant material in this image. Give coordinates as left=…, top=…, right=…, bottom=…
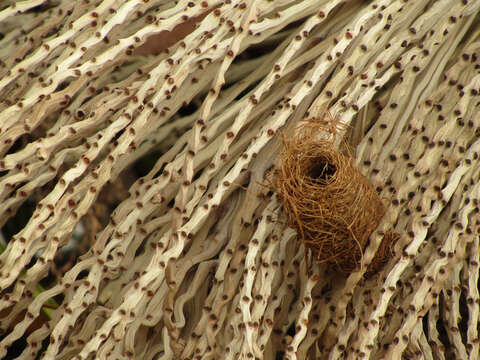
left=275, top=118, right=388, bottom=273
left=0, top=0, right=479, bottom=359
left=363, top=228, right=398, bottom=278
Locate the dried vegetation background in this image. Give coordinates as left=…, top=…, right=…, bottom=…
left=0, top=0, right=479, bottom=359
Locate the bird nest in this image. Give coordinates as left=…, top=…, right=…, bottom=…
left=275, top=119, right=393, bottom=274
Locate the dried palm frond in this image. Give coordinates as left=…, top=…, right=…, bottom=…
left=0, top=0, right=479, bottom=359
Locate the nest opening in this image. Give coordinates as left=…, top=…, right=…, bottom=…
left=307, top=160, right=336, bottom=185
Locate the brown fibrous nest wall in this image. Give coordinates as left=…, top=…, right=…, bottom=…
left=275, top=119, right=393, bottom=273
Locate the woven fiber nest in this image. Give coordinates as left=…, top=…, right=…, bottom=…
left=276, top=119, right=391, bottom=273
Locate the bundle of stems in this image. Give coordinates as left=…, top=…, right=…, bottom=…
left=0, top=0, right=479, bottom=359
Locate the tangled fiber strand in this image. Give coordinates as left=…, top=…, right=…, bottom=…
left=276, top=119, right=388, bottom=273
